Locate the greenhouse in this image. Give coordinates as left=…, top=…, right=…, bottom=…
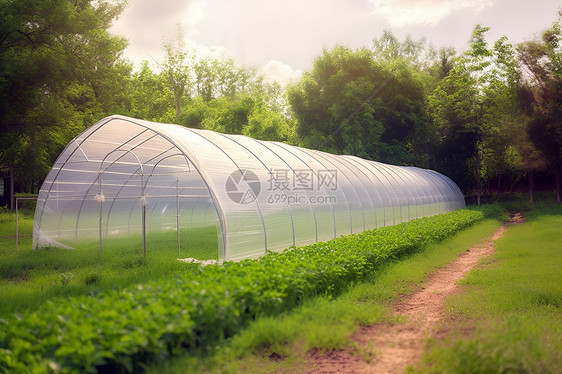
left=33, top=115, right=465, bottom=261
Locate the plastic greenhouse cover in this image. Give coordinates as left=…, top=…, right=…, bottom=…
left=33, top=115, right=466, bottom=262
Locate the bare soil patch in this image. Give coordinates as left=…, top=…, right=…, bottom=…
left=307, top=215, right=522, bottom=374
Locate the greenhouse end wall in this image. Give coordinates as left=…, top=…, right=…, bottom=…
left=33, top=115, right=466, bottom=261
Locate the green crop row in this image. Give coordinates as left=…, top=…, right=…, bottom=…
left=0, top=209, right=484, bottom=373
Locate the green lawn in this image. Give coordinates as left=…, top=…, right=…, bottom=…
left=413, top=204, right=562, bottom=373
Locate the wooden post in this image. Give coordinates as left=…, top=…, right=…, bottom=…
left=529, top=170, right=534, bottom=204
left=15, top=198, right=18, bottom=249
left=10, top=167, right=14, bottom=211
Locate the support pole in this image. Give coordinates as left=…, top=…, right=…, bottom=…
left=176, top=179, right=180, bottom=256
left=141, top=173, right=146, bottom=258
left=98, top=174, right=103, bottom=257
left=142, top=203, right=146, bottom=257
left=10, top=167, right=14, bottom=211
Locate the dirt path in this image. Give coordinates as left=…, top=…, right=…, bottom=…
left=308, top=214, right=522, bottom=374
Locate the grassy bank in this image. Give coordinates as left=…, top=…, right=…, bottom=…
left=413, top=204, right=562, bottom=373
left=152, top=216, right=502, bottom=373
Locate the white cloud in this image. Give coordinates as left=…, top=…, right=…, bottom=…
left=110, top=0, right=559, bottom=77
left=368, top=0, right=493, bottom=27
left=262, top=60, right=303, bottom=85
left=111, top=0, right=206, bottom=66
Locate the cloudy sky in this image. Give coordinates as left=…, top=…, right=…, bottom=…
left=111, top=0, right=561, bottom=83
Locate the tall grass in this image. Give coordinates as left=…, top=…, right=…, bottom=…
left=0, top=211, right=218, bottom=315
left=0, top=209, right=34, bottom=256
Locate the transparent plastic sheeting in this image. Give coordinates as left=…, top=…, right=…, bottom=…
left=33, top=115, right=466, bottom=261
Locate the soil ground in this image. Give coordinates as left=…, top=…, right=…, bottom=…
left=307, top=213, right=523, bottom=373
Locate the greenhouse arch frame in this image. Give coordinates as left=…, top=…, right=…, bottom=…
left=33, top=115, right=465, bottom=261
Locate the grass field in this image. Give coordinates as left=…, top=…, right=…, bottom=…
left=0, top=210, right=218, bottom=315
left=1, top=200, right=559, bottom=373
left=412, top=204, right=562, bottom=373
left=149, top=202, right=561, bottom=373
left=0, top=206, right=490, bottom=373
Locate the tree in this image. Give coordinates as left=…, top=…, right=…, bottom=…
left=0, top=0, right=129, bottom=194
left=243, top=102, right=293, bottom=142
left=372, top=29, right=457, bottom=91
left=517, top=20, right=562, bottom=203
left=510, top=116, right=546, bottom=203
left=192, top=55, right=260, bottom=102
left=288, top=45, right=431, bottom=165
left=288, top=46, right=384, bottom=157
left=427, top=45, right=457, bottom=80
left=129, top=61, right=175, bottom=121
left=162, top=37, right=192, bottom=117
left=372, top=30, right=427, bottom=66
left=479, top=36, right=519, bottom=194
left=157, top=43, right=295, bottom=140
left=194, top=56, right=217, bottom=102
left=429, top=25, right=518, bottom=204
left=428, top=61, right=479, bottom=194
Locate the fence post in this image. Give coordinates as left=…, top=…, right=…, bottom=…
left=15, top=198, right=18, bottom=250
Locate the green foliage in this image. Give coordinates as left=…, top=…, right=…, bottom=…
left=2, top=2, right=561, bottom=204
left=429, top=24, right=520, bottom=198
left=162, top=37, right=193, bottom=117
left=476, top=191, right=558, bottom=213
left=58, top=273, right=74, bottom=287
left=157, top=219, right=500, bottom=373
left=128, top=61, right=175, bottom=122
left=466, top=203, right=507, bottom=221
left=125, top=44, right=295, bottom=142
left=0, top=0, right=131, bottom=191
left=243, top=102, right=293, bottom=142
left=288, top=44, right=432, bottom=165
left=0, top=209, right=483, bottom=373
left=175, top=94, right=294, bottom=142
left=518, top=22, right=562, bottom=202
left=372, top=30, right=427, bottom=65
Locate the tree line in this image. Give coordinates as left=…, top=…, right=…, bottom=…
left=1, top=0, right=560, bottom=206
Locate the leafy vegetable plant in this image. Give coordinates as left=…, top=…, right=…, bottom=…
left=0, top=209, right=483, bottom=373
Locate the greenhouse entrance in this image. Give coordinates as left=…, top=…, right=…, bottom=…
left=34, top=117, right=221, bottom=260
